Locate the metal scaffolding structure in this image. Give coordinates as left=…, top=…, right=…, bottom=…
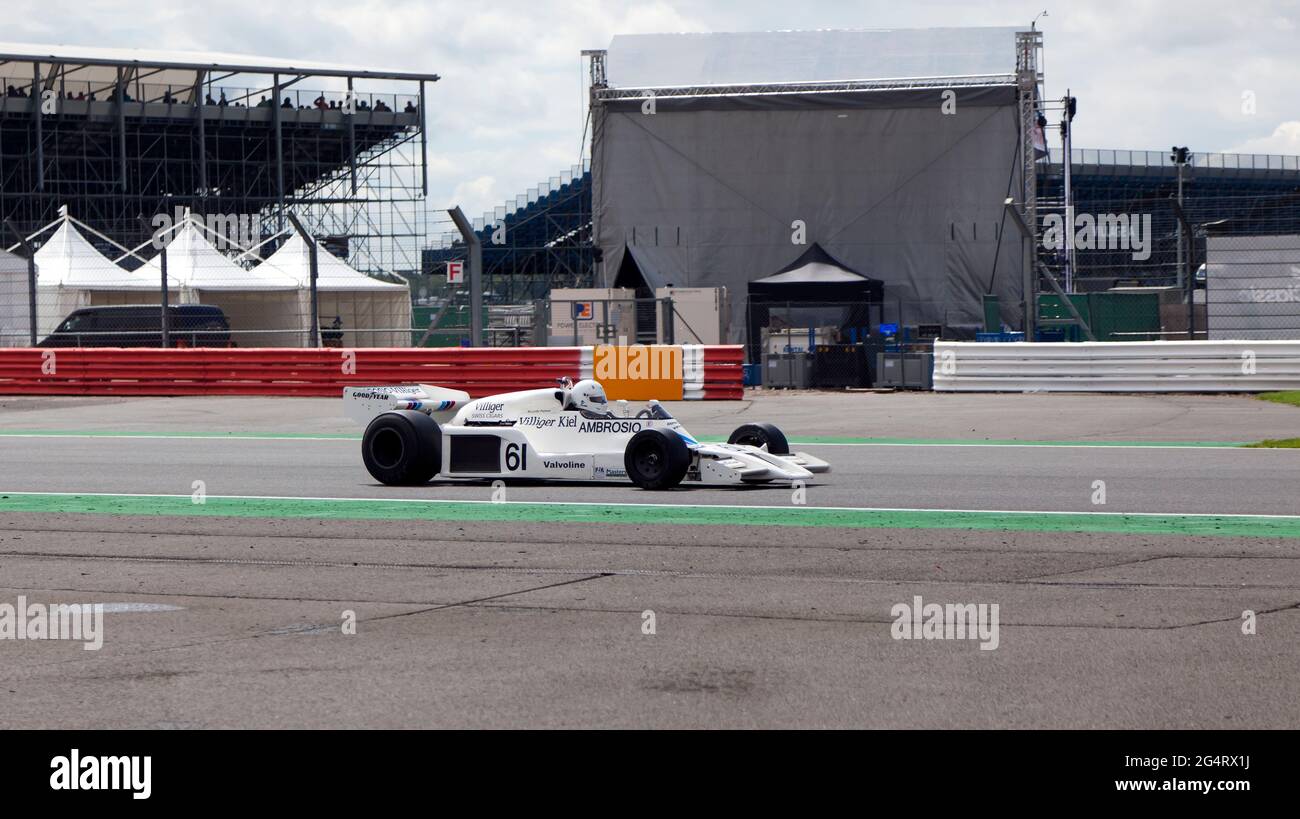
left=0, top=44, right=438, bottom=278
left=1015, top=29, right=1045, bottom=337
left=590, top=75, right=1018, bottom=101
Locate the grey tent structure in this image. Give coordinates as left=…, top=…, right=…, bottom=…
left=591, top=27, right=1029, bottom=342
left=747, top=243, right=883, bottom=360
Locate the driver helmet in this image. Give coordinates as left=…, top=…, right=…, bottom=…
left=569, top=379, right=609, bottom=414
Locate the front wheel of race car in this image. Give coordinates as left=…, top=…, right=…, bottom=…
left=727, top=422, right=790, bottom=455
left=624, top=428, right=691, bottom=490
left=362, top=410, right=441, bottom=485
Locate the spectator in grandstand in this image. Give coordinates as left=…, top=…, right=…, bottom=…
left=75, top=91, right=86, bottom=100
left=219, top=91, right=228, bottom=106
left=4, top=86, right=15, bottom=98
left=205, top=92, right=216, bottom=105
left=162, top=89, right=174, bottom=104
left=281, top=97, right=293, bottom=109
left=328, top=100, right=338, bottom=110
left=373, top=99, right=391, bottom=112
left=404, top=100, right=416, bottom=113
left=256, top=95, right=271, bottom=108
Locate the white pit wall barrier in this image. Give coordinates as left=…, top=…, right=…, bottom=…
left=932, top=340, right=1300, bottom=392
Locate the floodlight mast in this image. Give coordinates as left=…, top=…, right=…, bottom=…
left=1172, top=146, right=1191, bottom=288
left=1062, top=92, right=1077, bottom=293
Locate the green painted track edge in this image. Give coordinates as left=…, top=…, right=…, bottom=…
left=2, top=492, right=1298, bottom=538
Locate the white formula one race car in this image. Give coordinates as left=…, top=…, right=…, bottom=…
left=344, top=379, right=829, bottom=490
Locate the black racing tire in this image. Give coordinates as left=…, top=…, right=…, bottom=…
left=727, top=422, right=790, bottom=455
left=361, top=410, right=441, bottom=485
left=623, top=428, right=691, bottom=490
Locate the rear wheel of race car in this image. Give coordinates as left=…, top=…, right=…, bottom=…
left=362, top=410, right=441, bottom=485
left=727, top=422, right=790, bottom=455
left=624, top=428, right=691, bottom=490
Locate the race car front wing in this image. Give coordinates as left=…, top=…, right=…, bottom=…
left=693, top=443, right=830, bottom=484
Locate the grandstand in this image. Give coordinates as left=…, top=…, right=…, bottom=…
left=422, top=162, right=592, bottom=301
left=0, top=43, right=437, bottom=278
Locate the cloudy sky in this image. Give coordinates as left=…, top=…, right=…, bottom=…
left=4, top=0, right=1298, bottom=219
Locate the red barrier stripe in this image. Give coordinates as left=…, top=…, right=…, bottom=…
left=701, top=345, right=744, bottom=363
left=702, top=389, right=744, bottom=400
left=0, top=346, right=744, bottom=399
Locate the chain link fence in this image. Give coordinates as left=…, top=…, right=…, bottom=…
left=1035, top=192, right=1300, bottom=340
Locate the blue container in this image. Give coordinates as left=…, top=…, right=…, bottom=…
left=743, top=363, right=762, bottom=386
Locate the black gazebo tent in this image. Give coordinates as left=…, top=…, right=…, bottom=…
left=746, top=243, right=884, bottom=362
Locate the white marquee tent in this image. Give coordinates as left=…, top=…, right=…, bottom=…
left=31, top=217, right=179, bottom=338
left=262, top=232, right=412, bottom=346
left=143, top=218, right=308, bottom=346
left=7, top=210, right=414, bottom=348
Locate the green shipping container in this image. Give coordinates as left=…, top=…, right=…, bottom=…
left=1037, top=292, right=1161, bottom=342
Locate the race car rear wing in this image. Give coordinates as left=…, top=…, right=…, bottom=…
left=343, top=384, right=471, bottom=425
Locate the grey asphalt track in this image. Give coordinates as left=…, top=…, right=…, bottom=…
left=1, top=391, right=1298, bottom=728
left=5, top=389, right=1300, bottom=441
left=2, top=434, right=1300, bottom=514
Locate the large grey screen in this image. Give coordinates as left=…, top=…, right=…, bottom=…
left=592, top=87, right=1025, bottom=339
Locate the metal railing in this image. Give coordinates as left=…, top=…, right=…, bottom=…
left=0, top=78, right=419, bottom=114
left=1066, top=148, right=1300, bottom=173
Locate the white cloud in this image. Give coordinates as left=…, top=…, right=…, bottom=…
left=1228, top=121, right=1300, bottom=155
left=451, top=175, right=496, bottom=198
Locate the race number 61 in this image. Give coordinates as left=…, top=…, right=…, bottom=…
left=505, top=442, right=528, bottom=471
